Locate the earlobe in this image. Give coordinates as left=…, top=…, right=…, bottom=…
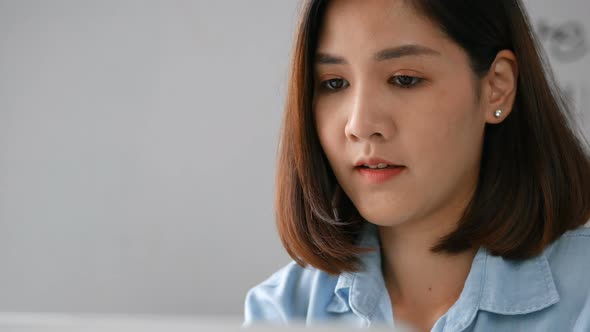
left=484, top=50, right=519, bottom=124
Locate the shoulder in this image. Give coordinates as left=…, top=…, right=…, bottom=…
left=561, top=224, right=590, bottom=239
left=243, top=261, right=338, bottom=325
left=543, top=226, right=590, bottom=324
left=545, top=225, right=590, bottom=261
left=544, top=225, right=590, bottom=280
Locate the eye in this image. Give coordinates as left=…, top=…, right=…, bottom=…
left=319, top=78, right=350, bottom=92
left=390, top=75, right=423, bottom=88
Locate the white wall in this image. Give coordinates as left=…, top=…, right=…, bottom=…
left=0, top=0, right=298, bottom=316
left=523, top=0, right=590, bottom=140
left=0, top=0, right=587, bottom=317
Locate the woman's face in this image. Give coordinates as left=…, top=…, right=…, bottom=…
left=313, top=0, right=488, bottom=228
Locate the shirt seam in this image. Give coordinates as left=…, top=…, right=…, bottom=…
left=348, top=273, right=365, bottom=319
left=367, top=285, right=387, bottom=322
left=478, top=253, right=558, bottom=315
left=446, top=250, right=487, bottom=332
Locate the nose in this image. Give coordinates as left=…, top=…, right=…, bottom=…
left=344, top=83, right=395, bottom=143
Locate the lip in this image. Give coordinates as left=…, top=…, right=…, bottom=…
left=354, top=157, right=402, bottom=167
left=356, top=165, right=405, bottom=184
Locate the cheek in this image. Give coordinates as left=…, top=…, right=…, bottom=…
left=315, top=110, right=345, bottom=168
left=405, top=91, right=482, bottom=172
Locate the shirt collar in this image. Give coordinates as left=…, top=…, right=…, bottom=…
left=326, top=222, right=560, bottom=329
left=326, top=222, right=391, bottom=325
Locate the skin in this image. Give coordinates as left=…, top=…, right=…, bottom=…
left=312, top=1, right=518, bottom=331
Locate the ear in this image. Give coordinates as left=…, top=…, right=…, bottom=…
left=481, top=50, right=519, bottom=124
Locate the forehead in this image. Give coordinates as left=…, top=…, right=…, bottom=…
left=317, top=0, right=449, bottom=58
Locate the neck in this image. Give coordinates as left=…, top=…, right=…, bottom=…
left=377, top=204, right=478, bottom=325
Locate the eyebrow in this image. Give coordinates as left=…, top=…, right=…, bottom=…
left=315, top=44, right=441, bottom=65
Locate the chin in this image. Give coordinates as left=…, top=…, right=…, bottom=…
left=357, top=208, right=406, bottom=227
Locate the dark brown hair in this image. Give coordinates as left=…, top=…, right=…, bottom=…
left=275, top=0, right=590, bottom=275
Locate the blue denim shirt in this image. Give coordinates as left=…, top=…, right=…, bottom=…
left=243, top=223, right=590, bottom=331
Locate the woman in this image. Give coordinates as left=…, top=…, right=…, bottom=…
left=244, top=0, right=590, bottom=331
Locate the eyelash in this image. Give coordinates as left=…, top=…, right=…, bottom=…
left=318, top=75, right=424, bottom=92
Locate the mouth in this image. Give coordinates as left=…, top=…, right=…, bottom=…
left=355, top=164, right=404, bottom=170
left=354, top=164, right=406, bottom=184
left=353, top=157, right=404, bottom=169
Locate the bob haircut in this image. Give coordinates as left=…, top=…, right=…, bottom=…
left=276, top=0, right=590, bottom=275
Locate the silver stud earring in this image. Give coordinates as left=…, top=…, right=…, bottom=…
left=494, top=109, right=503, bottom=118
